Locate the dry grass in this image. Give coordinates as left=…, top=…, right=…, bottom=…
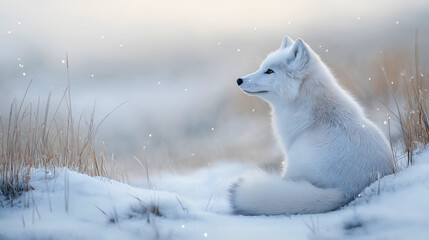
left=384, top=31, right=429, bottom=166
left=0, top=59, right=122, bottom=205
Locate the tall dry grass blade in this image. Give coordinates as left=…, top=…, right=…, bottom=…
left=382, top=67, right=408, bottom=145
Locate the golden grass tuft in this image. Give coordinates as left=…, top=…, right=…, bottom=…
left=384, top=31, right=429, bottom=166
left=0, top=59, right=122, bottom=204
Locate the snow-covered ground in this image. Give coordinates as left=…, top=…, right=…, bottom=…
left=1, top=151, right=429, bottom=240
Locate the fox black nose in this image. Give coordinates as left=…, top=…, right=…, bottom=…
left=237, top=78, right=243, bottom=86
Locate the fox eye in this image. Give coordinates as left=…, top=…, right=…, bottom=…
left=265, top=69, right=274, bottom=74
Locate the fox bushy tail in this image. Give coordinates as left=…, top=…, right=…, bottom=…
left=229, top=171, right=345, bottom=215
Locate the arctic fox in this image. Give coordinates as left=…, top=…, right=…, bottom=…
left=230, top=37, right=394, bottom=215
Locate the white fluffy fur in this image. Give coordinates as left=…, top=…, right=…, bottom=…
left=230, top=37, right=394, bottom=215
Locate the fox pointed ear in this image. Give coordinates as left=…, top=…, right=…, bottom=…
left=280, top=36, right=294, bottom=49
left=288, top=39, right=310, bottom=67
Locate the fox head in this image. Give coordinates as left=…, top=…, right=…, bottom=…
left=237, top=37, right=318, bottom=104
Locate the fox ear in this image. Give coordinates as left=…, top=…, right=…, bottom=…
left=288, top=39, right=310, bottom=67
left=280, top=36, right=294, bottom=49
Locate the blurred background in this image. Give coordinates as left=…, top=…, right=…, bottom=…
left=1, top=0, right=428, bottom=177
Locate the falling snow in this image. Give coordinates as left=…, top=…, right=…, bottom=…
left=1, top=5, right=428, bottom=240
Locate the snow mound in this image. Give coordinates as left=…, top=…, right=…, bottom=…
left=1, top=153, right=429, bottom=240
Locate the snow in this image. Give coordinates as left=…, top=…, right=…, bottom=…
left=1, top=151, right=429, bottom=239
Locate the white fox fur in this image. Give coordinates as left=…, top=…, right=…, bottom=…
left=230, top=37, right=394, bottom=215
